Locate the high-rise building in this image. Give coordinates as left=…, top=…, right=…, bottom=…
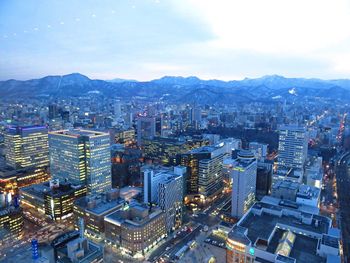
left=255, top=161, right=273, bottom=200
left=137, top=116, right=156, bottom=146
left=278, top=125, right=308, bottom=170
left=143, top=166, right=185, bottom=233
left=158, top=171, right=184, bottom=233
left=48, top=104, right=59, bottom=120
left=4, top=125, right=49, bottom=169
left=230, top=150, right=257, bottom=218
left=143, top=166, right=185, bottom=204
left=179, top=143, right=225, bottom=199
left=49, top=129, right=112, bottom=194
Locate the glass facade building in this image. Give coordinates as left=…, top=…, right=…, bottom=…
left=4, top=125, right=49, bottom=169
left=49, top=129, right=112, bottom=194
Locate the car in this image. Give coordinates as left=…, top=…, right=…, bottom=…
left=165, top=246, right=171, bottom=251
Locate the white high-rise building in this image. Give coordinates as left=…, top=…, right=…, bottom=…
left=231, top=150, right=257, bottom=218
left=143, top=166, right=185, bottom=204
left=158, top=173, right=183, bottom=233
left=143, top=166, right=185, bottom=233
left=278, top=125, right=308, bottom=170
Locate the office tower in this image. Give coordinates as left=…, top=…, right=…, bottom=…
left=137, top=116, right=156, bottom=146
left=104, top=203, right=167, bottom=256
left=231, top=150, right=257, bottom=218
left=143, top=135, right=210, bottom=165
left=179, top=144, right=225, bottom=196
left=191, top=107, right=202, bottom=124
left=198, top=150, right=224, bottom=201
left=255, top=162, right=272, bottom=200
left=278, top=125, right=308, bottom=170
left=249, top=142, right=268, bottom=160
left=114, top=100, right=122, bottom=119
left=4, top=125, right=49, bottom=169
left=143, top=166, right=185, bottom=205
left=49, top=129, right=112, bottom=194
left=143, top=166, right=185, bottom=232
left=226, top=199, right=339, bottom=263
left=48, top=104, right=59, bottom=119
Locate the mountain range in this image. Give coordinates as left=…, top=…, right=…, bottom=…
left=1, top=73, right=350, bottom=104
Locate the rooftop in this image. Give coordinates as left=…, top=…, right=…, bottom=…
left=49, top=129, right=109, bottom=138
left=228, top=200, right=333, bottom=263
left=74, top=194, right=125, bottom=215
left=105, top=203, right=163, bottom=228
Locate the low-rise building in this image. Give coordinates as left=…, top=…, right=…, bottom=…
left=226, top=200, right=339, bottom=263
left=104, top=203, right=167, bottom=257
left=73, top=190, right=125, bottom=240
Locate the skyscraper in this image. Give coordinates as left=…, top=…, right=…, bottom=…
left=137, top=116, right=156, bottom=146
left=4, top=125, right=49, bottom=169
left=143, top=166, right=185, bottom=233
left=278, top=125, right=308, bottom=170
left=179, top=144, right=225, bottom=198
left=231, top=150, right=257, bottom=218
left=49, top=129, right=112, bottom=194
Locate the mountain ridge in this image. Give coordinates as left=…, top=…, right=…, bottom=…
left=1, top=73, right=350, bottom=103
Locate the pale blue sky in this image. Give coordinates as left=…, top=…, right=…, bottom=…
left=1, top=0, right=350, bottom=80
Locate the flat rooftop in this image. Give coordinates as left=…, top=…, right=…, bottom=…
left=105, top=204, right=163, bottom=227
left=228, top=201, right=332, bottom=263
left=49, top=129, right=109, bottom=138
left=74, top=195, right=124, bottom=215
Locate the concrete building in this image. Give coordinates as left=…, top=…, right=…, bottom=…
left=158, top=172, right=184, bottom=233
left=49, top=129, right=112, bottom=194
left=231, top=150, right=257, bottom=218
left=20, top=181, right=86, bottom=220
left=278, top=125, right=308, bottom=170
left=249, top=142, right=268, bottom=161
left=305, top=156, right=323, bottom=189
left=226, top=200, right=340, bottom=263
left=73, top=190, right=125, bottom=239
left=272, top=180, right=321, bottom=209
left=137, top=116, right=156, bottom=146
left=143, top=166, right=186, bottom=206
left=179, top=143, right=226, bottom=197
left=0, top=204, right=23, bottom=242
left=4, top=125, right=49, bottom=169
left=104, top=203, right=167, bottom=256
left=256, top=162, right=273, bottom=200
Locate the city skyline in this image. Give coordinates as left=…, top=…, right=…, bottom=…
left=1, top=0, right=350, bottom=81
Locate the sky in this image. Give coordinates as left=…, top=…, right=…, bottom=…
left=1, top=0, right=350, bottom=81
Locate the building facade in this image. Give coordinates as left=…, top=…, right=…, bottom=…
left=278, top=125, right=308, bottom=170
left=4, top=125, right=49, bottom=169
left=231, top=150, right=257, bottom=218
left=49, top=129, right=112, bottom=194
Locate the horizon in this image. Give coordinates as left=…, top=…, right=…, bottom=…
left=1, top=0, right=350, bottom=81
left=3, top=72, right=350, bottom=83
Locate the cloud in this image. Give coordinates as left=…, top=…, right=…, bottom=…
left=1, top=0, right=350, bottom=80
